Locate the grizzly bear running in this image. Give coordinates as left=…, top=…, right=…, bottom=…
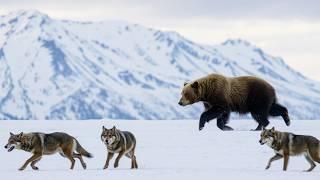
left=178, top=74, right=290, bottom=131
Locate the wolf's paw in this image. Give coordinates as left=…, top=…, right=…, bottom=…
left=303, top=167, right=315, bottom=172
left=114, top=162, right=119, bottom=168
left=18, top=167, right=25, bottom=171
left=31, top=166, right=39, bottom=170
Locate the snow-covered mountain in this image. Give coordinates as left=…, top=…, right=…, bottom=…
left=0, top=10, right=319, bottom=120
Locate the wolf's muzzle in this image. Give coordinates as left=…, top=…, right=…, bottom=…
left=259, top=140, right=265, bottom=145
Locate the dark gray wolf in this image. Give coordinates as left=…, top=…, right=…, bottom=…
left=101, top=126, right=138, bottom=169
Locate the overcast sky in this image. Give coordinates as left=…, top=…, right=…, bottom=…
left=0, top=0, right=319, bottom=81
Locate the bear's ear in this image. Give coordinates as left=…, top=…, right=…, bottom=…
left=183, top=82, right=188, bottom=86
left=191, top=81, right=199, bottom=89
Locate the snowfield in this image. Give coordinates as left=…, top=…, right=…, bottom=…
left=1, top=120, right=320, bottom=180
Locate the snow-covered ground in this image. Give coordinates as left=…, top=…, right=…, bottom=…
left=1, top=120, right=320, bottom=180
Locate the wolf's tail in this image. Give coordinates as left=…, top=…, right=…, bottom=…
left=75, top=139, right=93, bottom=158
left=269, top=102, right=290, bottom=126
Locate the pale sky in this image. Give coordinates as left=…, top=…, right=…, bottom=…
left=0, top=0, right=319, bottom=81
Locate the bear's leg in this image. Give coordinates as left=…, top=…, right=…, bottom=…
left=269, top=103, right=290, bottom=126
left=199, top=107, right=225, bottom=131
left=217, top=112, right=233, bottom=131
left=251, top=112, right=269, bottom=131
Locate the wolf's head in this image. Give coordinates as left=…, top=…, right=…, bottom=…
left=259, top=127, right=278, bottom=147
left=4, top=132, right=24, bottom=152
left=101, top=126, right=120, bottom=146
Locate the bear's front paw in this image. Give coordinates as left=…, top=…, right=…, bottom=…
left=222, top=126, right=233, bottom=131
left=199, top=121, right=206, bottom=131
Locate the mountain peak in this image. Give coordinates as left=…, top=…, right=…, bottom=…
left=6, top=9, right=49, bottom=19
left=0, top=10, right=319, bottom=120
left=221, top=39, right=253, bottom=47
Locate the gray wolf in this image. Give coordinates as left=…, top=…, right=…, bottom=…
left=101, top=126, right=138, bottom=169
left=4, top=132, right=93, bottom=170
left=259, top=127, right=320, bottom=171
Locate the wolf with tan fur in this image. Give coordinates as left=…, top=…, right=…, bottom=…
left=4, top=132, right=93, bottom=171
left=260, top=127, right=320, bottom=171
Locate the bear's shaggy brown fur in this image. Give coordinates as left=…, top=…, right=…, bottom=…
left=178, top=74, right=290, bottom=131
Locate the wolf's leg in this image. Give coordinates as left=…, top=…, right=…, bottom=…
left=30, top=157, right=42, bottom=170
left=73, top=153, right=87, bottom=169
left=134, top=155, right=138, bottom=169
left=217, top=112, right=233, bottom=131
left=283, top=154, right=289, bottom=171
left=114, top=150, right=125, bottom=168
left=19, top=153, right=42, bottom=171
left=303, top=154, right=316, bottom=172
left=199, top=106, right=225, bottom=131
left=126, top=152, right=135, bottom=169
left=265, top=154, right=283, bottom=169
left=127, top=150, right=138, bottom=169
left=104, top=152, right=114, bottom=169
left=63, top=148, right=76, bottom=170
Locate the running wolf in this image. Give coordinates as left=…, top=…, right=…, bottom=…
left=259, top=127, right=320, bottom=171
left=101, top=126, right=138, bottom=169
left=4, top=132, right=93, bottom=171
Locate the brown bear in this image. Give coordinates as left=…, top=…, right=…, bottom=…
left=178, top=74, right=290, bottom=131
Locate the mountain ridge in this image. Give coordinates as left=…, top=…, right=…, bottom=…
left=0, top=10, right=319, bottom=120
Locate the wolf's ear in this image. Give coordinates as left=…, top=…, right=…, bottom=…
left=18, top=132, right=23, bottom=138
left=270, top=127, right=275, bottom=132
left=183, top=82, right=188, bottom=86
left=112, top=126, right=116, bottom=131
left=191, top=81, right=199, bottom=89
left=10, top=132, right=14, bottom=136
left=102, top=126, right=106, bottom=131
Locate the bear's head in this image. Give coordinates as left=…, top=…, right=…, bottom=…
left=178, top=81, right=201, bottom=106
